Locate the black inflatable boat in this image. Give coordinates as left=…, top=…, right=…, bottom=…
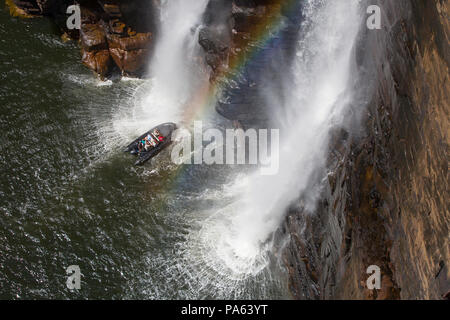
left=124, top=122, right=177, bottom=166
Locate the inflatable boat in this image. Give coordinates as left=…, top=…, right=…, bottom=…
left=124, top=122, right=177, bottom=165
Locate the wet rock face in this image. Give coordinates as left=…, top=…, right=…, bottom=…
left=283, top=0, right=449, bottom=300
left=79, top=1, right=157, bottom=79
left=80, top=21, right=112, bottom=79
left=77, top=2, right=155, bottom=79
left=8, top=0, right=157, bottom=79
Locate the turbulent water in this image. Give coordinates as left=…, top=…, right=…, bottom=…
left=0, top=0, right=363, bottom=299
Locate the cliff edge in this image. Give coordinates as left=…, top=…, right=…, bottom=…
left=282, top=0, right=449, bottom=300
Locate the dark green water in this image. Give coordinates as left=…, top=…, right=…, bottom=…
left=0, top=6, right=289, bottom=299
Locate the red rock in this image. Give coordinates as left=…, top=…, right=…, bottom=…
left=80, top=23, right=108, bottom=51
left=107, top=31, right=152, bottom=76
left=81, top=49, right=112, bottom=80
left=109, top=47, right=149, bottom=76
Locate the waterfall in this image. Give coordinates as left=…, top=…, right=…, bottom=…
left=113, top=0, right=209, bottom=138
left=196, top=0, right=364, bottom=278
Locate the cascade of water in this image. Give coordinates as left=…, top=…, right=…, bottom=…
left=113, top=0, right=209, bottom=139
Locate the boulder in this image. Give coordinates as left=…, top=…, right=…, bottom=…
left=106, top=30, right=152, bottom=77
left=81, top=49, right=112, bottom=80
left=80, top=23, right=108, bottom=51
left=79, top=22, right=113, bottom=79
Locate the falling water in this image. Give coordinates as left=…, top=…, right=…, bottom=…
left=97, top=0, right=363, bottom=298
left=112, top=0, right=209, bottom=139
left=190, top=0, right=364, bottom=282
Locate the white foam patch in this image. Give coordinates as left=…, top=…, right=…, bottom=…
left=95, top=79, right=113, bottom=87
left=121, top=76, right=144, bottom=82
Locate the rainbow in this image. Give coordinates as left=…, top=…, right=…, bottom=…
left=161, top=0, right=302, bottom=193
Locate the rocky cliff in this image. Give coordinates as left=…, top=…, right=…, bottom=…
left=6, top=0, right=158, bottom=78
left=282, top=0, right=449, bottom=300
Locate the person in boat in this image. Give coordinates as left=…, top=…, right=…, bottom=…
left=138, top=140, right=144, bottom=153
left=143, top=134, right=157, bottom=151
left=144, top=139, right=152, bottom=151
left=147, top=133, right=158, bottom=146
left=152, top=129, right=165, bottom=142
